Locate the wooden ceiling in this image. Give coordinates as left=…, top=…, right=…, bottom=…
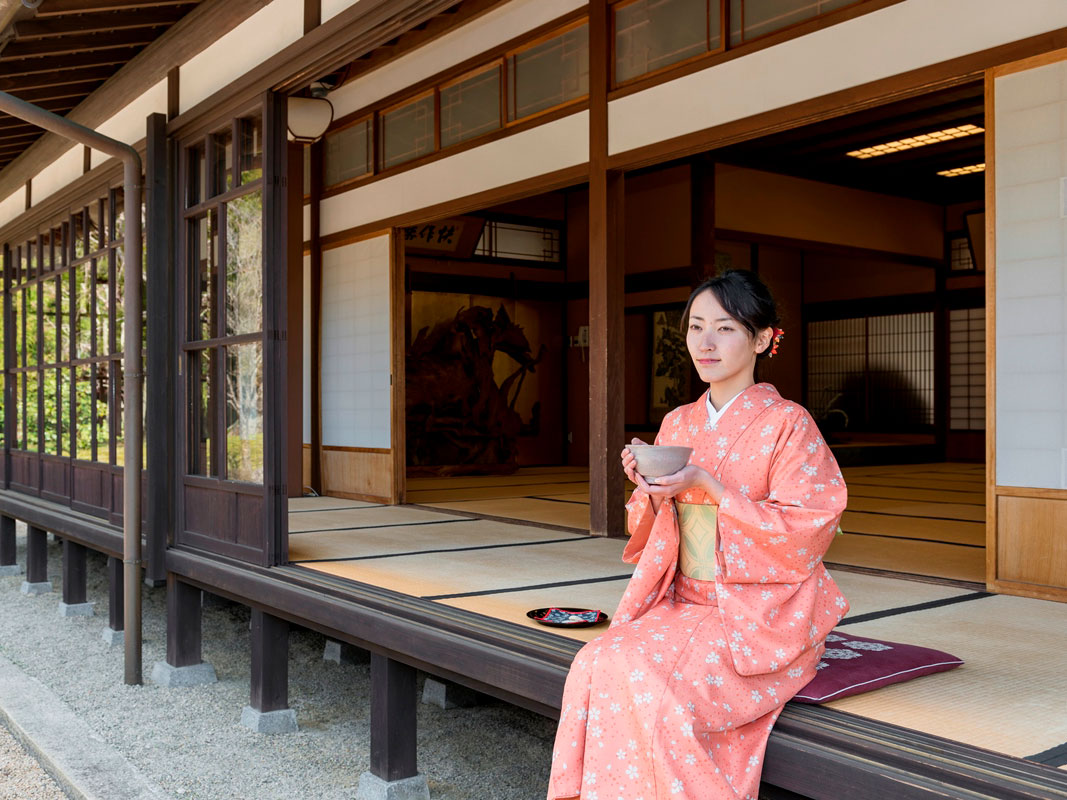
left=0, top=0, right=204, bottom=172
left=713, top=81, right=986, bottom=206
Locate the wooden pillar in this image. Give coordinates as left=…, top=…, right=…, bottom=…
left=165, top=575, right=202, bottom=668
left=61, top=540, right=87, bottom=606
left=25, top=525, right=48, bottom=584
left=691, top=154, right=716, bottom=281
left=249, top=609, right=289, bottom=713
left=286, top=142, right=304, bottom=499
left=0, top=516, right=15, bottom=568
left=309, top=139, right=324, bottom=494
left=107, top=555, right=124, bottom=632
left=145, top=112, right=174, bottom=586
left=588, top=0, right=625, bottom=537
left=369, top=654, right=418, bottom=782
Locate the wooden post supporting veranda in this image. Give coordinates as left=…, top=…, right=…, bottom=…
left=0, top=91, right=144, bottom=685
left=588, top=0, right=625, bottom=537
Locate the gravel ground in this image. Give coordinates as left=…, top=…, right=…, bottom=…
left=0, top=720, right=66, bottom=800
left=0, top=524, right=557, bottom=800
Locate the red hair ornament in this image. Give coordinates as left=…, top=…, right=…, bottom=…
left=768, top=328, right=784, bottom=358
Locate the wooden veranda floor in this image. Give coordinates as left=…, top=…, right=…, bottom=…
left=407, top=462, right=986, bottom=583
left=286, top=496, right=1065, bottom=765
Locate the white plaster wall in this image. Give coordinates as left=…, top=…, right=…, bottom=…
left=0, top=190, right=25, bottom=230
left=320, top=234, right=391, bottom=448
left=31, top=146, right=84, bottom=205
left=179, top=0, right=303, bottom=115
left=610, top=0, right=1067, bottom=156
left=320, top=110, right=587, bottom=234
left=303, top=203, right=311, bottom=241
left=322, top=0, right=369, bottom=23
left=995, top=59, right=1067, bottom=489
left=328, top=0, right=585, bottom=118
left=303, top=253, right=312, bottom=444
left=89, top=79, right=168, bottom=169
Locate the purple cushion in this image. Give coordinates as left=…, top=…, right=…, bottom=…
left=792, top=630, right=964, bottom=704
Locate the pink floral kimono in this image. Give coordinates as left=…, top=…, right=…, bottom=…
left=548, top=383, right=848, bottom=800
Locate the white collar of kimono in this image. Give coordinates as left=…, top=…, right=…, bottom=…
left=705, top=388, right=744, bottom=428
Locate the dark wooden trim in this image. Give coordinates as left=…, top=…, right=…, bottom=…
left=165, top=573, right=203, bottom=669
left=319, top=102, right=587, bottom=199
left=0, top=0, right=273, bottom=203
left=390, top=232, right=406, bottom=505
left=607, top=26, right=1067, bottom=173
left=303, top=0, right=321, bottom=35
left=318, top=163, right=589, bottom=253
left=690, top=155, right=714, bottom=279
left=107, top=554, right=124, bottom=632
left=82, top=146, right=91, bottom=175
left=263, top=91, right=288, bottom=567
left=249, top=609, right=290, bottom=713
left=26, top=523, right=48, bottom=584
left=370, top=654, right=418, bottom=781
left=804, top=292, right=937, bottom=322
left=3, top=245, right=12, bottom=488
left=61, top=539, right=88, bottom=605
left=321, top=445, right=390, bottom=455
left=24, top=181, right=30, bottom=211
left=145, top=112, right=174, bottom=584
left=609, top=0, right=904, bottom=100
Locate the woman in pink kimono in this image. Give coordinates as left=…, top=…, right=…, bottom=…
left=548, top=270, right=848, bottom=800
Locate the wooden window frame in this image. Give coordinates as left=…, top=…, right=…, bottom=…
left=320, top=113, right=374, bottom=196
left=610, top=0, right=726, bottom=91
left=504, top=16, right=590, bottom=127
left=437, top=59, right=505, bottom=149
left=376, top=89, right=437, bottom=174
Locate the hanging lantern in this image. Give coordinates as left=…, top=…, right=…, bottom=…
left=287, top=96, right=334, bottom=144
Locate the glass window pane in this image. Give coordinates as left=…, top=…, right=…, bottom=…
left=323, top=119, right=371, bottom=187
left=89, top=199, right=105, bottom=252
left=508, top=23, right=589, bottom=122
left=440, top=65, right=502, bottom=148
left=94, top=364, right=109, bottom=464
left=14, top=372, right=23, bottom=449
left=212, top=128, right=233, bottom=195
left=12, top=288, right=21, bottom=367
left=190, top=211, right=219, bottom=341
left=114, top=247, right=124, bottom=355
left=379, top=94, right=435, bottom=171
left=95, top=259, right=109, bottom=357
left=225, top=190, right=263, bottom=337
left=615, top=0, right=708, bottom=84
left=74, top=264, right=92, bottom=360
left=303, top=144, right=311, bottom=196
left=225, top=342, right=263, bottom=483
left=74, top=366, right=92, bottom=461
left=112, top=366, right=123, bottom=466
left=25, top=284, right=37, bottom=367
left=43, top=369, right=59, bottom=455
left=73, top=211, right=86, bottom=260
left=189, top=348, right=216, bottom=476
left=25, top=370, right=38, bottom=452
left=735, top=0, right=854, bottom=43
left=239, top=114, right=263, bottom=184
left=43, top=279, right=58, bottom=365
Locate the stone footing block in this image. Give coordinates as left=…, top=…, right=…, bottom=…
left=240, top=706, right=298, bottom=734
left=0, top=564, right=23, bottom=576
left=355, top=772, right=430, bottom=800
left=101, top=627, right=124, bottom=646
left=20, top=581, right=52, bottom=595
left=150, top=661, right=218, bottom=687
left=421, top=677, right=483, bottom=709
left=58, top=601, right=95, bottom=618
left=324, top=639, right=370, bottom=666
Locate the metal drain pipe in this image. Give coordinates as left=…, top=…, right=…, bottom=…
left=0, top=90, right=143, bottom=685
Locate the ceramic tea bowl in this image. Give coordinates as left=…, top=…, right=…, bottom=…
left=627, top=444, right=693, bottom=483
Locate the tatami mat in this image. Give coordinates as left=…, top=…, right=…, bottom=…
left=288, top=506, right=460, bottom=533
left=422, top=496, right=591, bottom=530
left=827, top=594, right=1067, bottom=759
left=844, top=496, right=984, bottom=522
left=840, top=512, right=984, bottom=546
left=288, top=496, right=377, bottom=513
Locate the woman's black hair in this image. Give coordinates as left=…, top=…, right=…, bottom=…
left=681, top=270, right=781, bottom=360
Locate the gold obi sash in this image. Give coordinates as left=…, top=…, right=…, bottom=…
left=677, top=502, right=718, bottom=580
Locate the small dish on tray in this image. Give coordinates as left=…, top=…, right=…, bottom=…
left=526, top=607, right=609, bottom=628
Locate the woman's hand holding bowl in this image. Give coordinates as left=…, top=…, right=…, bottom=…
left=621, top=439, right=724, bottom=503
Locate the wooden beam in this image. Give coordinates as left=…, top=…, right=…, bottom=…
left=309, top=139, right=323, bottom=494
left=0, top=48, right=135, bottom=75
left=35, top=0, right=195, bottom=15
left=369, top=654, right=419, bottom=782
left=303, top=0, right=320, bottom=35
left=286, top=141, right=304, bottom=499
left=0, top=65, right=116, bottom=92
left=25, top=524, right=48, bottom=584
left=0, top=516, right=15, bottom=568
left=0, top=0, right=271, bottom=203
left=0, top=29, right=159, bottom=59
left=587, top=0, right=625, bottom=537
left=0, top=81, right=106, bottom=104
left=61, top=539, right=88, bottom=606
left=165, top=575, right=203, bottom=668
left=107, top=555, right=124, bottom=632
left=14, top=6, right=191, bottom=38
left=249, top=609, right=290, bottom=713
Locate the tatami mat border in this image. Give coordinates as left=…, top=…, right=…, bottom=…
left=838, top=530, right=984, bottom=548
left=291, top=535, right=595, bottom=564
left=289, top=518, right=472, bottom=535
left=424, top=573, right=632, bottom=600
left=837, top=591, right=992, bottom=626
left=407, top=503, right=588, bottom=533
left=288, top=504, right=370, bottom=514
